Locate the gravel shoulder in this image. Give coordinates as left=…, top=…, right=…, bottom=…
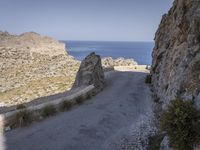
left=4, top=70, right=152, bottom=150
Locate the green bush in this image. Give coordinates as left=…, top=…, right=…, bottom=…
left=41, top=104, right=56, bottom=117
left=60, top=101, right=73, bottom=111
left=145, top=74, right=152, bottom=84
left=16, top=104, right=26, bottom=110
left=12, top=110, right=33, bottom=127
left=160, top=98, right=200, bottom=150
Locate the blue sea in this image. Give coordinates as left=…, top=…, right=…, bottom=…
left=63, top=41, right=154, bottom=65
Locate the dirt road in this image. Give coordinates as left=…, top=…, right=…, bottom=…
left=4, top=71, right=152, bottom=150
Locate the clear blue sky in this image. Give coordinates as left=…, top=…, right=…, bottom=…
left=0, top=0, right=173, bottom=41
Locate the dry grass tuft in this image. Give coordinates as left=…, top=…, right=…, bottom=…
left=41, top=104, right=57, bottom=118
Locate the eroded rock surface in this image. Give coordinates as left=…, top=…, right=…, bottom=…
left=73, top=52, right=105, bottom=93
left=0, top=32, right=80, bottom=107
left=102, top=57, right=138, bottom=69
left=151, top=0, right=200, bottom=108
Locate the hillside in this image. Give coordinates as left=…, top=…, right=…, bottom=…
left=0, top=32, right=80, bottom=107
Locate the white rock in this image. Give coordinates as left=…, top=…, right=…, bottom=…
left=5, top=126, right=11, bottom=132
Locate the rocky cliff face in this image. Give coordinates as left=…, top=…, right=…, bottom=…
left=0, top=32, right=80, bottom=107
left=151, top=0, right=200, bottom=107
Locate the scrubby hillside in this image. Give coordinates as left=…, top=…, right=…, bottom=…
left=0, top=32, right=80, bottom=107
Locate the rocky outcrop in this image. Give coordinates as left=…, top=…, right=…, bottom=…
left=73, top=52, right=105, bottom=93
left=102, top=57, right=138, bottom=69
left=0, top=31, right=80, bottom=107
left=151, top=0, right=200, bottom=108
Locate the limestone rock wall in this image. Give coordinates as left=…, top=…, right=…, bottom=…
left=151, top=0, right=200, bottom=107
left=0, top=32, right=80, bottom=107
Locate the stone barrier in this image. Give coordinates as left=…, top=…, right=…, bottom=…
left=0, top=85, right=95, bottom=131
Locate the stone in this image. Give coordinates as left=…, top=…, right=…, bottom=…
left=101, top=57, right=138, bottom=69
left=104, top=113, right=157, bottom=150
left=114, top=57, right=138, bottom=66
left=5, top=126, right=11, bottom=132
left=73, top=52, right=105, bottom=93
left=160, top=136, right=172, bottom=150
left=151, top=0, right=200, bottom=108
left=101, top=57, right=114, bottom=68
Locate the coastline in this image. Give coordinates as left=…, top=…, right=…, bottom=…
left=65, top=40, right=153, bottom=65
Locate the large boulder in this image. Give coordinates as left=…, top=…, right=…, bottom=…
left=73, top=52, right=105, bottom=92
left=151, top=0, right=200, bottom=108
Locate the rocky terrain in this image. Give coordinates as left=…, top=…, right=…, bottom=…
left=73, top=52, right=105, bottom=93
left=0, top=31, right=66, bottom=56
left=101, top=57, right=138, bottom=69
left=151, top=0, right=200, bottom=108
left=0, top=32, right=80, bottom=107
left=3, top=0, right=200, bottom=149
left=0, top=31, right=140, bottom=108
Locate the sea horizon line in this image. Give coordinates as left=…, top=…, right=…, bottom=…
left=60, top=40, right=154, bottom=43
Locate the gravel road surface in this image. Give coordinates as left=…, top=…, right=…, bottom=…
left=4, top=71, right=151, bottom=150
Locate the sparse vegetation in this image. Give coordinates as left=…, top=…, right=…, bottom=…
left=0, top=70, right=77, bottom=106
left=145, top=74, right=152, bottom=84
left=160, top=98, right=200, bottom=150
left=87, top=93, right=92, bottom=99
left=12, top=110, right=33, bottom=127
left=7, top=93, right=94, bottom=129
left=41, top=104, right=57, bottom=117
left=16, top=104, right=26, bottom=109
left=75, top=93, right=93, bottom=104
left=75, top=96, right=85, bottom=104
left=60, top=100, right=73, bottom=111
